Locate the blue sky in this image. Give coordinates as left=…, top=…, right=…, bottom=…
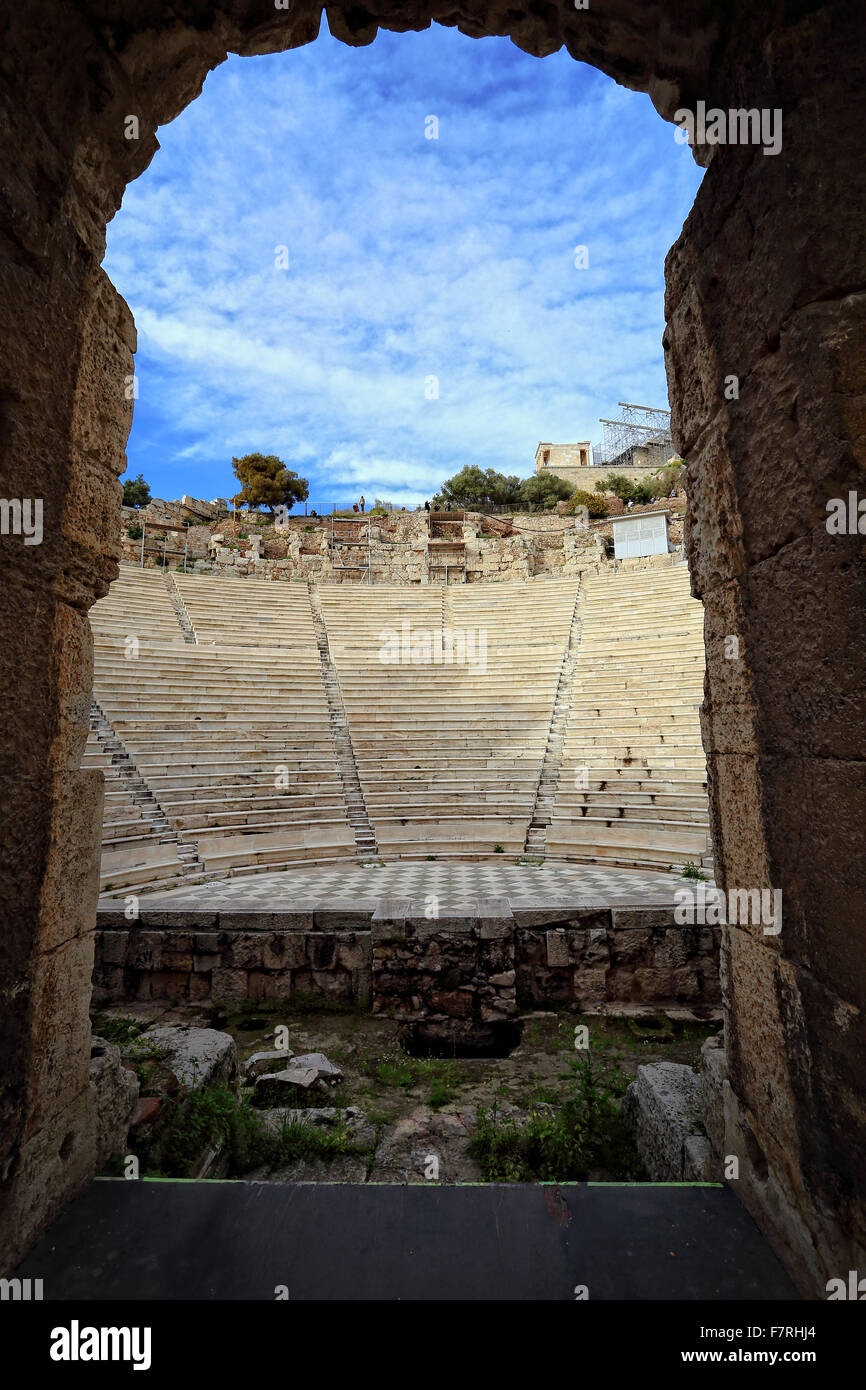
left=105, top=21, right=703, bottom=513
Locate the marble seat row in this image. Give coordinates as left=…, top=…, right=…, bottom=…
left=546, top=565, right=710, bottom=869
left=319, top=578, right=580, bottom=857
left=86, top=563, right=710, bottom=886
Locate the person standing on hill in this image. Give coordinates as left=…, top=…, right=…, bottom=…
left=359, top=495, right=365, bottom=513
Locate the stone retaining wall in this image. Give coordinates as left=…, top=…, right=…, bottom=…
left=93, top=903, right=721, bottom=1018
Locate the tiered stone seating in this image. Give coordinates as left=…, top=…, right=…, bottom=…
left=546, top=565, right=709, bottom=868
left=82, top=730, right=185, bottom=890
left=319, top=579, right=579, bottom=858
left=86, top=562, right=709, bottom=884
left=175, top=573, right=316, bottom=648
left=88, top=566, right=354, bottom=885
left=89, top=563, right=187, bottom=648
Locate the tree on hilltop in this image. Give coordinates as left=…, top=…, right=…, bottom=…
left=433, top=466, right=522, bottom=510
left=122, top=473, right=151, bottom=508
left=231, top=453, right=309, bottom=514
left=517, top=472, right=573, bottom=511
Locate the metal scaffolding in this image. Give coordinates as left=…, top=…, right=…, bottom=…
left=329, top=514, right=372, bottom=583
left=594, top=402, right=673, bottom=470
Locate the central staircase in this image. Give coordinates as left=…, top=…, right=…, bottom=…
left=308, top=585, right=378, bottom=860
left=523, top=582, right=583, bottom=859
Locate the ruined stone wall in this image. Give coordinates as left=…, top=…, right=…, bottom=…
left=92, top=904, right=720, bottom=1024
left=540, top=464, right=665, bottom=492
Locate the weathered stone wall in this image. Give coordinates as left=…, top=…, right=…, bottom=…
left=94, top=919, right=371, bottom=1009
left=535, top=442, right=592, bottom=473
left=662, top=3, right=866, bottom=1294
left=92, top=904, right=719, bottom=1024
left=539, top=464, right=665, bottom=492
left=517, top=910, right=720, bottom=1010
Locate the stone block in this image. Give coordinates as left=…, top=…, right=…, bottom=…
left=622, top=1062, right=703, bottom=1181
left=545, top=929, right=570, bottom=968
left=210, top=968, right=249, bottom=1004
left=89, top=1036, right=138, bottom=1165
left=139, top=1026, right=238, bottom=1090
left=262, top=933, right=307, bottom=971
left=98, top=930, right=129, bottom=966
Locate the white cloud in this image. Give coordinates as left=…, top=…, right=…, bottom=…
left=106, top=25, right=703, bottom=508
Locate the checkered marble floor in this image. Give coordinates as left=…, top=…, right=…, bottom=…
left=102, top=860, right=703, bottom=912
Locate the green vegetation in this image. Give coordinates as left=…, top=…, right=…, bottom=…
left=432, top=465, right=572, bottom=512
left=231, top=452, right=309, bottom=515
left=681, top=861, right=708, bottom=880
left=433, top=465, right=522, bottom=510
left=595, top=472, right=657, bottom=504
left=125, top=524, right=142, bottom=540
left=360, top=1047, right=461, bottom=1111
left=517, top=471, right=574, bottom=511
left=468, top=1051, right=642, bottom=1182
left=92, top=1014, right=146, bottom=1048
left=122, top=473, right=151, bottom=508
left=563, top=487, right=608, bottom=518
left=594, top=459, right=684, bottom=507
left=133, top=1083, right=361, bottom=1178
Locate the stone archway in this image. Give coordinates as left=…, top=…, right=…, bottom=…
left=1, top=1, right=863, bottom=1294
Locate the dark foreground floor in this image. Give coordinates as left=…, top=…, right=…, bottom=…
left=19, top=1179, right=798, bottom=1300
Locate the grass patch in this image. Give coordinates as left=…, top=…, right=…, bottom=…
left=361, top=1047, right=462, bottom=1109
left=133, top=1082, right=362, bottom=1177
left=468, top=1052, right=644, bottom=1182
left=91, top=1014, right=147, bottom=1048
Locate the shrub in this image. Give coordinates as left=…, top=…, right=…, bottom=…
left=654, top=460, right=685, bottom=497
left=564, top=488, right=607, bottom=518
left=433, top=465, right=523, bottom=510
left=681, top=861, right=708, bottom=881
left=594, top=471, right=674, bottom=506
left=126, top=524, right=142, bottom=540
left=468, top=1052, right=642, bottom=1182
left=518, top=472, right=574, bottom=511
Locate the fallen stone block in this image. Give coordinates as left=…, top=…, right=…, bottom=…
left=90, top=1036, right=139, bottom=1164
left=255, top=1067, right=320, bottom=1099
left=139, top=1025, right=238, bottom=1091
left=244, top=1049, right=294, bottom=1081
left=290, top=1052, right=343, bottom=1081
left=621, top=1061, right=703, bottom=1181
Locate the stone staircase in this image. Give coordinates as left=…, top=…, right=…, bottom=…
left=308, top=585, right=379, bottom=860
left=89, top=701, right=204, bottom=882
left=523, top=582, right=583, bottom=859
left=163, top=573, right=197, bottom=642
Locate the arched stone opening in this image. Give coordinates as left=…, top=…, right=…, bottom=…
left=0, top=1, right=863, bottom=1295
